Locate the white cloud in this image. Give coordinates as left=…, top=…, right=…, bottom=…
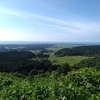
left=9, top=11, right=23, bottom=17
left=0, top=8, right=100, bottom=42
left=0, top=8, right=23, bottom=18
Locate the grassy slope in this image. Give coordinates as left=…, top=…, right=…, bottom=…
left=49, top=55, right=89, bottom=66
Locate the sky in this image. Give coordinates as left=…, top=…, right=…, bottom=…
left=0, top=0, right=100, bottom=42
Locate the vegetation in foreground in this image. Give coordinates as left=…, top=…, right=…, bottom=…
left=0, top=68, right=100, bottom=100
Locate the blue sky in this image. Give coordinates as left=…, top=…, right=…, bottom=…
left=0, top=0, right=100, bottom=42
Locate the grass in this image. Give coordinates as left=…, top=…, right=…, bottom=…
left=49, top=55, right=89, bottom=66
left=29, top=50, right=41, bottom=55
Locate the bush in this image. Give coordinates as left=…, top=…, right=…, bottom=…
left=57, top=63, right=70, bottom=74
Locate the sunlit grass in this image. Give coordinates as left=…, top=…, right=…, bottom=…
left=49, top=55, right=89, bottom=66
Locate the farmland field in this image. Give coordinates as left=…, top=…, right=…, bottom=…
left=49, top=55, right=89, bottom=66
left=46, top=45, right=90, bottom=66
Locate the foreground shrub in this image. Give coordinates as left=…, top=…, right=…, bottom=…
left=0, top=67, right=100, bottom=100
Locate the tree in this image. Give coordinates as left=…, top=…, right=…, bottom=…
left=57, top=63, right=70, bottom=74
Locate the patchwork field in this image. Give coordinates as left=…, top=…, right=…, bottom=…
left=49, top=55, right=89, bottom=66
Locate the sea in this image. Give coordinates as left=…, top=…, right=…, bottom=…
left=0, top=41, right=100, bottom=45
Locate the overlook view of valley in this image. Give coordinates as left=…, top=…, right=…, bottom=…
left=0, top=43, right=100, bottom=99
left=0, top=0, right=100, bottom=99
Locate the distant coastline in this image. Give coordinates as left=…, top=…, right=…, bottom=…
left=0, top=41, right=100, bottom=45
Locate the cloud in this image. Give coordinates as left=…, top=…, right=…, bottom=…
left=1, top=8, right=100, bottom=31
left=23, top=12, right=100, bottom=38
left=9, top=11, right=23, bottom=17
left=0, top=8, right=23, bottom=18
left=0, top=8, right=100, bottom=42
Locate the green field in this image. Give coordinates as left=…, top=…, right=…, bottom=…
left=49, top=55, right=89, bottom=66
left=46, top=44, right=89, bottom=66
left=46, top=44, right=82, bottom=53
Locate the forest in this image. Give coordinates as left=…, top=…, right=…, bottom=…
left=0, top=44, right=100, bottom=100
left=54, top=45, right=100, bottom=56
